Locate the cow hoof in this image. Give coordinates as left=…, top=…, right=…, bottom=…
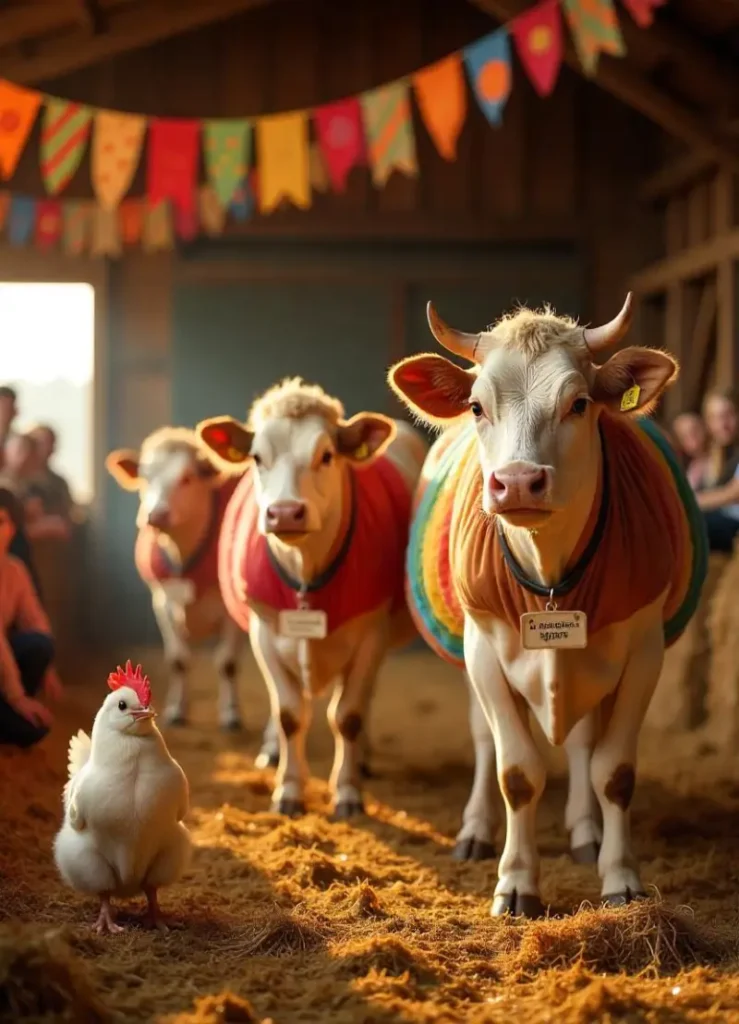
left=492, top=891, right=546, bottom=919
left=162, top=711, right=188, bottom=728
left=571, top=841, right=600, bottom=865
left=453, top=838, right=496, bottom=862
left=602, top=888, right=647, bottom=908
left=255, top=750, right=280, bottom=770
left=273, top=799, right=305, bottom=818
left=332, top=799, right=365, bottom=821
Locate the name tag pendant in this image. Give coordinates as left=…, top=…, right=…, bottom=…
left=520, top=590, right=588, bottom=651
left=278, top=586, right=328, bottom=640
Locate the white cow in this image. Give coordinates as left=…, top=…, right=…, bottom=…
left=196, top=378, right=427, bottom=818
left=390, top=295, right=707, bottom=916
left=106, top=428, right=257, bottom=736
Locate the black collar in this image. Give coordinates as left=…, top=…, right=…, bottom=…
left=266, top=470, right=357, bottom=594
left=496, top=422, right=610, bottom=600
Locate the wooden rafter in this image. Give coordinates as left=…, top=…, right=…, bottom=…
left=467, top=0, right=739, bottom=172
left=630, top=229, right=739, bottom=295
left=0, top=0, right=280, bottom=85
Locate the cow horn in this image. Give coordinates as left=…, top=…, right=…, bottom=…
left=582, top=292, right=634, bottom=354
left=426, top=301, right=482, bottom=363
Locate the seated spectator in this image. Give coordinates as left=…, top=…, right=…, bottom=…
left=672, top=412, right=709, bottom=490
left=27, top=424, right=74, bottom=519
left=0, top=487, right=61, bottom=748
left=702, top=387, right=739, bottom=487
left=1, top=433, right=69, bottom=542
left=0, top=384, right=18, bottom=468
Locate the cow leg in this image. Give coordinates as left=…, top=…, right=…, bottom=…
left=255, top=715, right=280, bottom=769
left=152, top=591, right=190, bottom=727
left=565, top=712, right=602, bottom=865
left=327, top=627, right=385, bottom=819
left=454, top=672, right=499, bottom=861
left=466, top=623, right=546, bottom=918
left=250, top=618, right=310, bottom=816
left=214, top=617, right=244, bottom=731
left=591, top=624, right=664, bottom=906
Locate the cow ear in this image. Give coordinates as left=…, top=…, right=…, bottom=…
left=388, top=353, right=475, bottom=424
left=336, top=413, right=396, bottom=463
left=591, top=346, right=679, bottom=416
left=105, top=449, right=141, bottom=491
left=196, top=416, right=254, bottom=470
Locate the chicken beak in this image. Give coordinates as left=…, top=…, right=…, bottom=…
left=130, top=708, right=155, bottom=721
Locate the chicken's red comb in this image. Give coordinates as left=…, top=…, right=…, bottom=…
left=107, top=660, right=152, bottom=707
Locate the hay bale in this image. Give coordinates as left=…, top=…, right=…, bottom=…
left=704, top=542, right=739, bottom=749
left=646, top=553, right=730, bottom=733
left=0, top=925, right=109, bottom=1023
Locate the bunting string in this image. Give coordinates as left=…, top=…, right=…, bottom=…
left=0, top=0, right=663, bottom=257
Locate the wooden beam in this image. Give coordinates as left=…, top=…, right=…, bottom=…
left=640, top=151, right=716, bottom=203
left=468, top=0, right=739, bottom=172
left=0, top=0, right=280, bottom=84
left=685, top=279, right=717, bottom=410
left=630, top=229, right=739, bottom=295
left=0, top=0, right=133, bottom=49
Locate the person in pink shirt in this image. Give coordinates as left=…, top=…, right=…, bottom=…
left=0, top=487, right=60, bottom=747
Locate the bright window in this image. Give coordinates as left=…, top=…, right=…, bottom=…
left=0, top=282, right=95, bottom=502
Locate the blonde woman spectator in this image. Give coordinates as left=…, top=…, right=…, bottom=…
left=27, top=424, right=74, bottom=519
left=672, top=412, right=709, bottom=491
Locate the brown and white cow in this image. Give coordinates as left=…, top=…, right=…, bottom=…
left=390, top=295, right=707, bottom=916
left=106, top=427, right=255, bottom=734
left=195, top=378, right=428, bottom=818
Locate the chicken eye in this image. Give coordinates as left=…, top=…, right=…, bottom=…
left=118, top=699, right=127, bottom=712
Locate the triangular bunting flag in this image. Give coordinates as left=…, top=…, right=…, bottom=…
left=62, top=201, right=93, bottom=256
left=511, top=0, right=564, bottom=97
left=0, top=82, right=41, bottom=180
left=40, top=99, right=93, bottom=195
left=204, top=119, right=251, bottom=208
left=8, top=196, right=35, bottom=246
left=199, top=184, right=226, bottom=236
left=230, top=173, right=256, bottom=222
left=119, top=199, right=144, bottom=245
left=309, top=142, right=330, bottom=193
left=412, top=54, right=467, bottom=161
left=35, top=199, right=62, bottom=251
left=360, top=81, right=418, bottom=187
left=464, top=28, right=513, bottom=126
left=142, top=200, right=174, bottom=252
left=92, top=110, right=146, bottom=209
left=256, top=112, right=311, bottom=214
left=563, top=0, right=625, bottom=76
left=91, top=206, right=122, bottom=257
left=147, top=119, right=200, bottom=215
left=620, top=0, right=667, bottom=28
left=313, top=98, right=365, bottom=193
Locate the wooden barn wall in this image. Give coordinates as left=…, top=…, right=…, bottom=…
left=2, top=0, right=658, bottom=644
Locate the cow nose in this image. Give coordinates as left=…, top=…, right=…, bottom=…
left=489, top=467, right=550, bottom=508
left=265, top=500, right=307, bottom=532
left=147, top=508, right=170, bottom=529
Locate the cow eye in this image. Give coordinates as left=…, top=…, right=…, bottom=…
left=181, top=472, right=194, bottom=485
left=470, top=400, right=483, bottom=418
left=321, top=450, right=333, bottom=466
left=570, top=397, right=589, bottom=417
left=252, top=453, right=262, bottom=467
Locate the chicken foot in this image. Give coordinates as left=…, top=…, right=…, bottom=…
left=94, top=894, right=124, bottom=935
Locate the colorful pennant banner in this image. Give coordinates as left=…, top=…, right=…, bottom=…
left=0, top=0, right=665, bottom=258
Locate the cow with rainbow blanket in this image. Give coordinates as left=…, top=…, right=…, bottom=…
left=388, top=293, right=708, bottom=919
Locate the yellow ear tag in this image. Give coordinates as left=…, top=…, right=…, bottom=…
left=620, top=385, right=641, bottom=412
left=354, top=442, right=369, bottom=460
left=226, top=446, right=244, bottom=462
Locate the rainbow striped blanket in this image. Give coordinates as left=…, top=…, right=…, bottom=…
left=407, top=413, right=708, bottom=667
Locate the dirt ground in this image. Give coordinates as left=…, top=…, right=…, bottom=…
left=2, top=644, right=739, bottom=1023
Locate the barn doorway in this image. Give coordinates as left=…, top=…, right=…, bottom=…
left=0, top=281, right=95, bottom=504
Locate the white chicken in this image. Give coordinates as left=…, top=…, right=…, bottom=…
left=53, top=661, right=192, bottom=934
